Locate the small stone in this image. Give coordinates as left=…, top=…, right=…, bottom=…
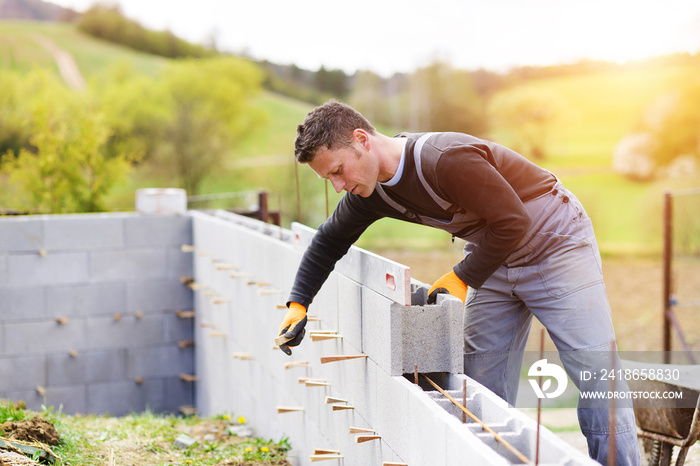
left=173, top=433, right=196, bottom=449
left=227, top=425, right=254, bottom=437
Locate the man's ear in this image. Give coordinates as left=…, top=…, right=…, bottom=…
left=353, top=129, right=370, bottom=150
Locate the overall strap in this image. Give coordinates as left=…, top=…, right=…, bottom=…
left=413, top=133, right=452, bottom=211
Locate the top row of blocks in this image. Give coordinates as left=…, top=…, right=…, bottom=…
left=0, top=214, right=191, bottom=253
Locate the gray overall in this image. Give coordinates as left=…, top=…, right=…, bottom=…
left=376, top=133, right=641, bottom=465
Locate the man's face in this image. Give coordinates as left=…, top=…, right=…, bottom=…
left=308, top=143, right=379, bottom=197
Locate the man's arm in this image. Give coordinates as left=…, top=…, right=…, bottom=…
left=433, top=144, right=536, bottom=289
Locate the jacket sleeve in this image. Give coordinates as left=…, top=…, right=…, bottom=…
left=433, top=144, right=533, bottom=289
left=287, top=193, right=387, bottom=308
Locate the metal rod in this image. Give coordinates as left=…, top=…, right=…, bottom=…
left=666, top=308, right=697, bottom=363
left=663, top=190, right=672, bottom=362
left=462, top=379, right=467, bottom=424
left=536, top=328, right=544, bottom=465
left=422, top=374, right=532, bottom=464
left=294, top=159, right=302, bottom=223
left=607, top=341, right=616, bottom=466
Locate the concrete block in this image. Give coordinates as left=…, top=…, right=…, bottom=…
left=0, top=355, right=46, bottom=390
left=162, top=376, right=194, bottom=412
left=126, top=280, right=192, bottom=315
left=43, top=214, right=125, bottom=250
left=42, top=384, right=88, bottom=415
left=48, top=349, right=127, bottom=385
left=88, top=379, right=165, bottom=415
left=0, top=254, right=7, bottom=283
left=0, top=287, right=46, bottom=321
left=126, top=346, right=193, bottom=379
left=125, top=215, right=192, bottom=247
left=166, top=246, right=193, bottom=280
left=86, top=315, right=164, bottom=349
left=4, top=320, right=85, bottom=355
left=336, top=275, right=362, bottom=351
left=163, top=313, right=194, bottom=344
left=360, top=288, right=395, bottom=374
left=398, top=297, right=463, bottom=375
left=8, top=252, right=89, bottom=286
left=47, top=283, right=126, bottom=318
left=0, top=217, right=43, bottom=252
left=91, top=249, right=168, bottom=282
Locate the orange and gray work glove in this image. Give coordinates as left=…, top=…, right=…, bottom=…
left=427, top=270, right=467, bottom=304
left=276, top=302, right=307, bottom=356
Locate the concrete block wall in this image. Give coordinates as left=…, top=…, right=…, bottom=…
left=192, top=210, right=597, bottom=466
left=0, top=213, right=194, bottom=415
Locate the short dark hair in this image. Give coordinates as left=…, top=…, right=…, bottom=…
left=294, top=100, right=376, bottom=163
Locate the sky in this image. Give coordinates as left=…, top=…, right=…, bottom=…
left=50, top=0, right=700, bottom=76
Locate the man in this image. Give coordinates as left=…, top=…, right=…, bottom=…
left=277, top=100, right=640, bottom=465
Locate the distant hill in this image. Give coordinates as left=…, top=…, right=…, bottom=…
left=0, top=0, right=78, bottom=22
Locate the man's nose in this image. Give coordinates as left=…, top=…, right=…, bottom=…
left=330, top=176, right=345, bottom=193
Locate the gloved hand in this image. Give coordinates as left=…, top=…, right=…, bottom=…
left=427, top=270, right=467, bottom=304
left=276, top=302, right=307, bottom=356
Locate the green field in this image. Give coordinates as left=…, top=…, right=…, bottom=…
left=1, top=20, right=698, bottom=256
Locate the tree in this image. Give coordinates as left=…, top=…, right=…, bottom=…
left=154, top=56, right=265, bottom=194
left=1, top=71, right=134, bottom=213
left=487, top=87, right=566, bottom=160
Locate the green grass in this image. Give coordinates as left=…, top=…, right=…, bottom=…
left=1, top=401, right=290, bottom=465
left=0, top=21, right=166, bottom=78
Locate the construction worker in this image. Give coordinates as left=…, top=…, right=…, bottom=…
left=277, top=100, right=640, bottom=465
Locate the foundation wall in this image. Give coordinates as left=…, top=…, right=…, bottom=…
left=0, top=213, right=194, bottom=415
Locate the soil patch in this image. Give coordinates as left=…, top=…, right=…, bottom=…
left=0, top=417, right=60, bottom=446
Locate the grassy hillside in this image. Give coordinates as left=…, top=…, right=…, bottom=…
left=2, top=20, right=698, bottom=256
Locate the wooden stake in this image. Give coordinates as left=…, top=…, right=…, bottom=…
left=298, top=377, right=326, bottom=384
left=135, top=311, right=144, bottom=319
left=310, top=334, right=343, bottom=342
left=215, top=263, right=237, bottom=270
left=307, top=315, right=321, bottom=322
left=180, top=244, right=195, bottom=253
left=275, top=304, right=287, bottom=309
left=36, top=386, right=46, bottom=396
left=274, top=334, right=293, bottom=347
left=320, top=354, right=368, bottom=364
left=276, top=406, right=304, bottom=413
left=310, top=454, right=343, bottom=462
left=68, top=350, right=78, bottom=358
left=383, top=462, right=408, bottom=466
left=305, top=380, right=331, bottom=387
left=422, top=374, right=531, bottom=464
left=113, top=313, right=122, bottom=321
left=178, top=405, right=197, bottom=416
left=134, top=377, right=144, bottom=384
left=284, top=360, right=310, bottom=370
left=230, top=272, right=252, bottom=278
left=309, top=330, right=337, bottom=335
left=37, top=249, right=47, bottom=257
left=209, top=330, right=226, bottom=337
left=198, top=322, right=214, bottom=328
left=325, top=396, right=348, bottom=404
left=179, top=373, right=198, bottom=382
left=180, top=276, right=194, bottom=285
left=176, top=310, right=196, bottom=319
left=414, top=364, right=419, bottom=385
left=232, top=352, right=254, bottom=360
left=313, top=449, right=339, bottom=455
left=332, top=405, right=354, bottom=411
left=211, top=298, right=230, bottom=304
left=189, top=283, right=206, bottom=290
left=348, top=427, right=374, bottom=434
left=203, top=290, right=217, bottom=296
left=56, top=316, right=69, bottom=324
left=258, top=288, right=283, bottom=296
left=178, top=340, right=195, bottom=349
left=355, top=435, right=381, bottom=443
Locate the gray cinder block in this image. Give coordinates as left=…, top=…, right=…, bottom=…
left=8, top=252, right=89, bottom=286
left=0, top=287, right=46, bottom=321
left=91, top=249, right=168, bottom=282
left=48, top=349, right=127, bottom=386
left=43, top=214, right=126, bottom=251
left=0, top=217, right=43, bottom=252
left=125, top=215, right=192, bottom=247
left=3, top=320, right=85, bottom=356
left=0, top=355, right=46, bottom=391
left=47, top=283, right=126, bottom=318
